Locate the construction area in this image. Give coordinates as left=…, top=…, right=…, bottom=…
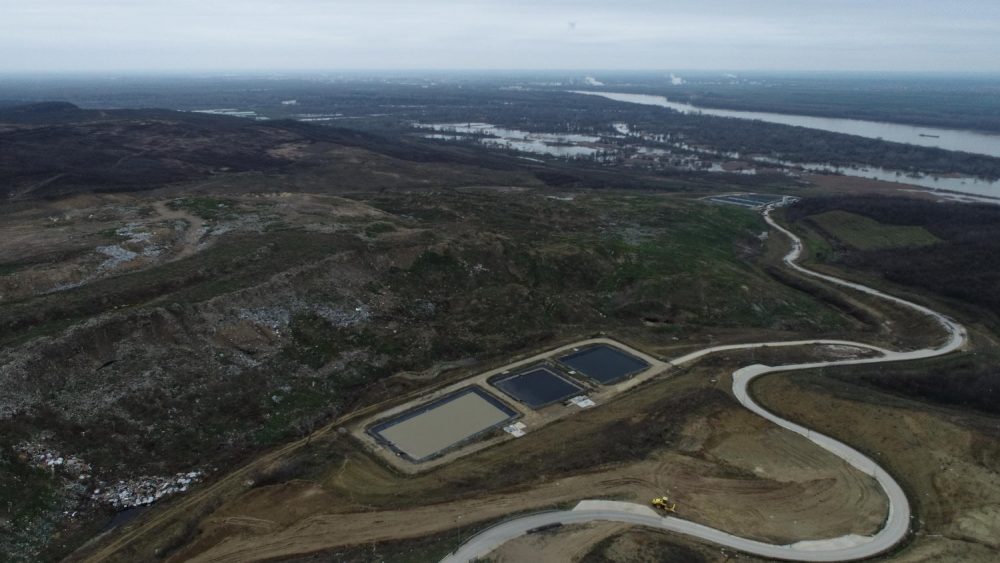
left=353, top=338, right=667, bottom=472
left=704, top=193, right=798, bottom=209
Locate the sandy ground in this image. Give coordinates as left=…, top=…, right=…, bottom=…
left=150, top=200, right=206, bottom=261
left=490, top=522, right=628, bottom=563
left=168, top=370, right=886, bottom=562
left=588, top=527, right=771, bottom=563
left=753, top=374, right=1000, bottom=562
left=176, top=452, right=883, bottom=563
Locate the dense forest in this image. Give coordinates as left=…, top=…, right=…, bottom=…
left=853, top=357, right=1000, bottom=416
left=788, top=195, right=1000, bottom=414
left=787, top=195, right=1000, bottom=322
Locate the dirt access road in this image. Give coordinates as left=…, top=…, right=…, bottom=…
left=151, top=200, right=206, bottom=261
left=441, top=206, right=967, bottom=562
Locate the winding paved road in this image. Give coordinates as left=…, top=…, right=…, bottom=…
left=442, top=206, right=967, bottom=562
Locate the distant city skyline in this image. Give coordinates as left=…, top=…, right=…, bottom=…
left=2, top=0, right=999, bottom=73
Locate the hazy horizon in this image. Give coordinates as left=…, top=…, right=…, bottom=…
left=4, top=69, right=1000, bottom=78
left=2, top=1, right=999, bottom=74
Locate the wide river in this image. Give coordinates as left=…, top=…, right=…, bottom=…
left=572, top=91, right=1000, bottom=159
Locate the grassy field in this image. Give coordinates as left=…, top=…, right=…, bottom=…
left=787, top=195, right=1000, bottom=332
left=808, top=210, right=941, bottom=250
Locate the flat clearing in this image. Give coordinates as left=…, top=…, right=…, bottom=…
left=809, top=210, right=941, bottom=250
left=558, top=344, right=651, bottom=385
left=369, top=387, right=517, bottom=462
left=351, top=338, right=665, bottom=472
left=491, top=366, right=584, bottom=408
left=705, top=193, right=792, bottom=209
left=166, top=360, right=889, bottom=563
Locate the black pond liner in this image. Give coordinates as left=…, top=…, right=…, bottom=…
left=557, top=344, right=650, bottom=385
left=491, top=366, right=585, bottom=409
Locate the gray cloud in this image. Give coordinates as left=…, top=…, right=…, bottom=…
left=1, top=0, right=998, bottom=72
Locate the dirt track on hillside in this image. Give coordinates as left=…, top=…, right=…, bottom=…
left=168, top=391, right=886, bottom=562
left=150, top=200, right=206, bottom=260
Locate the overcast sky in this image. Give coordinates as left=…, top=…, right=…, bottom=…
left=2, top=0, right=999, bottom=73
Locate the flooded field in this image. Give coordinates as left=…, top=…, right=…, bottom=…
left=191, top=108, right=267, bottom=121
left=573, top=91, right=1000, bottom=159
left=788, top=162, right=1000, bottom=196
left=417, top=118, right=1000, bottom=198
left=416, top=122, right=604, bottom=157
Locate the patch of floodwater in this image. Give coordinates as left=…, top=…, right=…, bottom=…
left=571, top=91, right=1000, bottom=159
left=293, top=113, right=343, bottom=122
left=670, top=141, right=1000, bottom=196
left=632, top=145, right=717, bottom=171
left=191, top=108, right=268, bottom=121
left=637, top=146, right=671, bottom=157
left=489, top=138, right=598, bottom=158
left=903, top=190, right=1000, bottom=205
left=747, top=156, right=1000, bottom=196
left=420, top=118, right=999, bottom=196
left=709, top=163, right=756, bottom=175
left=417, top=122, right=603, bottom=157
left=807, top=165, right=1000, bottom=196
left=421, top=122, right=601, bottom=144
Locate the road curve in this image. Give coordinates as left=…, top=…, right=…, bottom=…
left=442, top=206, right=967, bottom=562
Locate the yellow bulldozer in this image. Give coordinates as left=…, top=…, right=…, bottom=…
left=651, top=496, right=676, bottom=513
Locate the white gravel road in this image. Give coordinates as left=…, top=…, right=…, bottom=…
left=441, top=206, right=967, bottom=562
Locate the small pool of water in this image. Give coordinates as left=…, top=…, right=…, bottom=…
left=558, top=345, right=650, bottom=385
left=491, top=366, right=584, bottom=409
